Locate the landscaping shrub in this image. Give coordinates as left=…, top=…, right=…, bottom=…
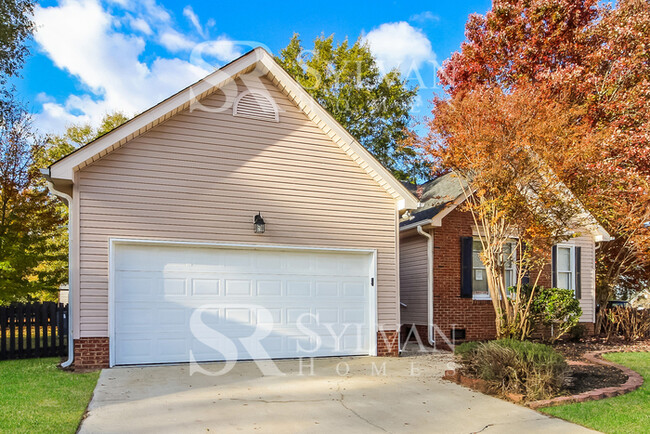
left=529, top=287, right=582, bottom=342
left=568, top=323, right=587, bottom=342
left=455, top=339, right=567, bottom=400
left=604, top=307, right=650, bottom=341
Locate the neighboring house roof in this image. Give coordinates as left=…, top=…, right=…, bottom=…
left=401, top=172, right=611, bottom=242
left=400, top=172, right=468, bottom=230
left=45, top=47, right=418, bottom=211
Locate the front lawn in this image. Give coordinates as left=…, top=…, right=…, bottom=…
left=0, top=358, right=100, bottom=433
left=541, top=352, right=650, bottom=433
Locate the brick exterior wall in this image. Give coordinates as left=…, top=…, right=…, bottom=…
left=412, top=208, right=585, bottom=347
left=401, top=324, right=431, bottom=344
left=432, top=209, right=498, bottom=344
left=74, top=337, right=109, bottom=369
left=377, top=330, right=399, bottom=356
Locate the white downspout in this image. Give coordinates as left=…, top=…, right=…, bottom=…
left=42, top=170, right=74, bottom=368
left=417, top=225, right=435, bottom=346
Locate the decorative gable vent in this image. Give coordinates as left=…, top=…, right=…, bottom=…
left=233, top=90, right=279, bottom=122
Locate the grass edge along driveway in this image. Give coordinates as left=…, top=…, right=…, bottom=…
left=541, top=352, right=649, bottom=434
left=0, top=357, right=100, bottom=433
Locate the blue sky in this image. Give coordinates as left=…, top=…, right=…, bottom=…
left=18, top=0, right=492, bottom=135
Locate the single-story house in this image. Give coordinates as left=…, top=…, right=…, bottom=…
left=399, top=173, right=611, bottom=347
left=43, top=47, right=419, bottom=368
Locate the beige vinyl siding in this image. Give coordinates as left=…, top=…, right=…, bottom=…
left=399, top=234, right=429, bottom=325
left=76, top=75, right=399, bottom=337
left=567, top=235, right=597, bottom=323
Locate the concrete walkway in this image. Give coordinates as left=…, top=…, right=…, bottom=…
left=80, top=354, right=595, bottom=433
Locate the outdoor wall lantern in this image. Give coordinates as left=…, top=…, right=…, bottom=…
left=254, top=212, right=266, bottom=234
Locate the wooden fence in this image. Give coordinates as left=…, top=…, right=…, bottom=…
left=0, top=302, right=68, bottom=360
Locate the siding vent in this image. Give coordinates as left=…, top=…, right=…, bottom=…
left=233, top=90, right=279, bottom=122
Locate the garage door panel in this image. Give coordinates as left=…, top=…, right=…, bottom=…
left=286, top=280, right=311, bottom=296
left=224, top=280, right=252, bottom=296
left=113, top=243, right=373, bottom=365
left=191, top=278, right=220, bottom=296
left=256, top=280, right=282, bottom=296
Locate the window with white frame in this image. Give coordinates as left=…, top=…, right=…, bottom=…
left=472, top=239, right=516, bottom=299
left=555, top=245, right=575, bottom=291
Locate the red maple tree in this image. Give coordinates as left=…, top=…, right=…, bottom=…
left=429, top=0, right=650, bottom=325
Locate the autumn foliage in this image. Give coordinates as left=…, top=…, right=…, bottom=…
left=428, top=0, right=650, bottom=329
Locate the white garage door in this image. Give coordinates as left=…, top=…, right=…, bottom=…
left=112, top=242, right=374, bottom=366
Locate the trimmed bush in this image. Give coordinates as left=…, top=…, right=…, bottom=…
left=455, top=339, right=566, bottom=400
left=529, top=286, right=582, bottom=342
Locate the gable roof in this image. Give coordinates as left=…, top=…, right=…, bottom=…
left=46, top=47, right=418, bottom=211
left=400, top=172, right=468, bottom=229
left=401, top=172, right=611, bottom=242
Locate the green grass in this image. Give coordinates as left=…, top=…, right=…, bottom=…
left=541, top=352, right=650, bottom=433
left=0, top=358, right=100, bottom=433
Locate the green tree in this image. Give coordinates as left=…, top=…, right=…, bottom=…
left=0, top=112, right=128, bottom=304
left=276, top=34, right=423, bottom=181
left=0, top=0, right=34, bottom=118
left=0, top=106, right=65, bottom=304
left=37, top=112, right=130, bottom=166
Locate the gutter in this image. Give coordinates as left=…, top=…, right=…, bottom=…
left=40, top=168, right=74, bottom=368
left=400, top=219, right=433, bottom=232
left=416, top=225, right=435, bottom=346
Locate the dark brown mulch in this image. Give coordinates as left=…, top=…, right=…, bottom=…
left=553, top=338, right=649, bottom=396
left=554, top=338, right=650, bottom=362
left=563, top=363, right=628, bottom=394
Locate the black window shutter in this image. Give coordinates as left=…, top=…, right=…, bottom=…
left=551, top=245, right=557, bottom=288
left=520, top=241, right=530, bottom=286
left=575, top=246, right=582, bottom=299
left=461, top=237, right=473, bottom=298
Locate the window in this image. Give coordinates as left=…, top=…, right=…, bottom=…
left=555, top=245, right=575, bottom=291
left=471, top=239, right=516, bottom=299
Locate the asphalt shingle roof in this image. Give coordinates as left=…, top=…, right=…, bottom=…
left=400, top=172, right=469, bottom=227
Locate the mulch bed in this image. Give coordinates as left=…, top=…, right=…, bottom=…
left=554, top=338, right=650, bottom=362
left=555, top=338, right=649, bottom=395
left=564, top=362, right=628, bottom=394
left=444, top=338, right=648, bottom=406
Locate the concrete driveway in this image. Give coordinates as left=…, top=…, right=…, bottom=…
left=80, top=353, right=593, bottom=434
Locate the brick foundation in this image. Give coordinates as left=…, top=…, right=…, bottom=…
left=74, top=337, right=110, bottom=369
left=400, top=324, right=430, bottom=344
left=73, top=334, right=400, bottom=367
left=377, top=330, right=399, bottom=356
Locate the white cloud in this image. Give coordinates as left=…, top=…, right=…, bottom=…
left=364, top=22, right=435, bottom=74
left=129, top=16, right=152, bottom=35
left=202, top=38, right=242, bottom=61
left=31, top=0, right=241, bottom=135
left=410, top=11, right=440, bottom=23
left=183, top=5, right=204, bottom=37
left=159, top=29, right=196, bottom=51
left=140, top=0, right=171, bottom=23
